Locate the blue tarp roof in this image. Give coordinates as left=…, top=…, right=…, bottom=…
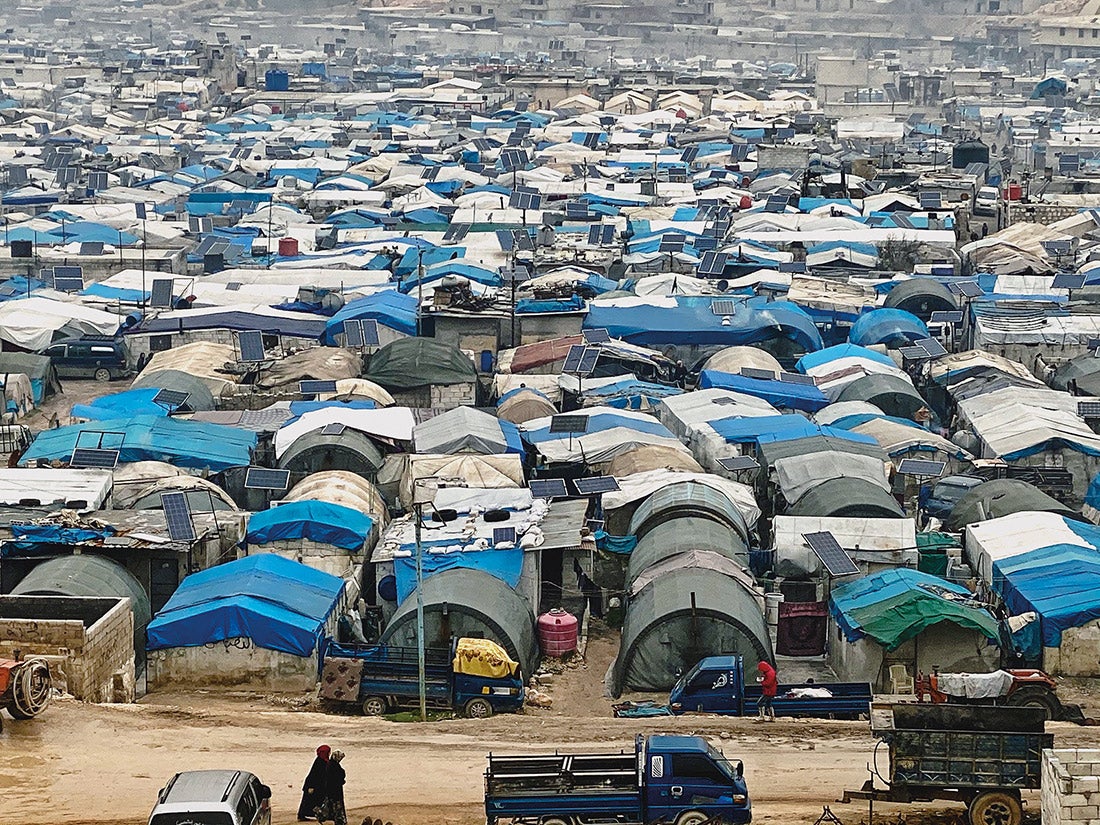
left=708, top=414, right=878, bottom=446
left=246, top=500, right=373, bottom=551
left=698, top=370, right=829, bottom=412
left=584, top=297, right=822, bottom=351
left=324, top=290, right=418, bottom=341
left=70, top=388, right=168, bottom=421
left=849, top=308, right=929, bottom=347
left=393, top=547, right=523, bottom=603
left=20, top=415, right=255, bottom=471
left=146, top=554, right=344, bottom=656
left=796, top=343, right=899, bottom=373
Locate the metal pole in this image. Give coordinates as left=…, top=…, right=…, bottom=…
left=416, top=248, right=424, bottom=337
left=141, top=216, right=147, bottom=313
left=414, top=499, right=427, bottom=722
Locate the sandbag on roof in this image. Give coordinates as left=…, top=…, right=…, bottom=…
left=365, top=338, right=476, bottom=389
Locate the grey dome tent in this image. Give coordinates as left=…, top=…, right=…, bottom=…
left=627, top=480, right=752, bottom=545
left=1053, top=355, right=1100, bottom=397
left=380, top=568, right=538, bottom=677
left=883, top=279, right=958, bottom=320
left=131, top=369, right=216, bottom=411
left=835, top=373, right=927, bottom=420
left=788, top=477, right=905, bottom=518
left=278, top=427, right=384, bottom=478
left=365, top=338, right=476, bottom=390
left=945, top=479, right=1082, bottom=531
left=626, top=517, right=750, bottom=587
left=612, top=568, right=772, bottom=695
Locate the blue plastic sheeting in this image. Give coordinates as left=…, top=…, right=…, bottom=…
left=394, top=245, right=462, bottom=278
left=595, top=531, right=637, bottom=554
left=401, top=260, right=502, bottom=292
left=994, top=543, right=1100, bottom=646
left=796, top=343, right=899, bottom=373
left=583, top=379, right=683, bottom=411
left=71, top=388, right=168, bottom=421
left=516, top=294, right=585, bottom=314
left=324, top=290, right=418, bottom=341
left=20, top=415, right=256, bottom=471
left=1087, top=473, right=1100, bottom=513
left=698, top=370, right=829, bottom=412
left=585, top=296, right=822, bottom=351
left=246, top=500, right=373, bottom=551
left=285, top=400, right=377, bottom=427
left=392, top=547, right=523, bottom=603
left=522, top=411, right=674, bottom=445
left=849, top=308, right=929, bottom=347
left=7, top=524, right=116, bottom=553
left=709, top=414, right=878, bottom=446
left=147, top=554, right=344, bottom=657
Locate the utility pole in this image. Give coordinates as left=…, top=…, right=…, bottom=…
left=413, top=497, right=426, bottom=722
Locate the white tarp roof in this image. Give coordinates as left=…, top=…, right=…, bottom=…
left=0, top=468, right=113, bottom=510
left=274, top=407, right=416, bottom=458
left=956, top=385, right=1100, bottom=458
left=773, top=451, right=890, bottom=504
left=965, top=511, right=1094, bottom=583
left=602, top=467, right=760, bottom=528
left=0, top=296, right=121, bottom=350
left=772, top=514, right=918, bottom=577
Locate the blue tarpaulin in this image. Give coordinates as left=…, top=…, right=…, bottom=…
left=324, top=290, right=418, bottom=341
left=71, top=388, right=168, bottom=421
left=20, top=415, right=255, bottom=471
left=146, top=554, right=345, bottom=657
left=709, top=414, right=878, bottom=446
left=994, top=542, right=1100, bottom=646
left=849, top=308, right=929, bottom=347
left=393, top=547, right=523, bottom=603
left=246, top=500, right=373, bottom=551
left=698, top=370, right=829, bottom=412
left=796, top=343, right=899, bottom=373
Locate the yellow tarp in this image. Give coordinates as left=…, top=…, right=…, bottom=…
left=453, top=638, right=519, bottom=679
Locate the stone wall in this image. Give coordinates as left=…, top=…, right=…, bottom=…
left=1006, top=202, right=1081, bottom=226
left=0, top=595, right=135, bottom=702
left=1043, top=748, right=1100, bottom=825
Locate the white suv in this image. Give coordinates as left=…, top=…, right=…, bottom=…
left=148, top=770, right=272, bottom=825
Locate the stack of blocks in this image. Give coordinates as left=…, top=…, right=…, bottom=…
left=1043, top=749, right=1100, bottom=825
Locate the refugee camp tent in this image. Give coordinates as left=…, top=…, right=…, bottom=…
left=497, top=386, right=557, bottom=425
left=829, top=567, right=1000, bottom=690
left=612, top=568, right=772, bottom=695
left=627, top=480, right=753, bottom=545
left=381, top=568, right=539, bottom=678
left=945, top=479, right=1081, bottom=531
left=283, top=471, right=389, bottom=528
left=412, top=406, right=523, bottom=455
left=277, top=426, right=385, bottom=478
left=365, top=337, right=476, bottom=389
left=146, top=554, right=347, bottom=691
left=699, top=345, right=784, bottom=375
left=0, top=352, right=61, bottom=403
left=883, top=278, right=958, bottom=320
left=129, top=371, right=217, bottom=412
left=788, top=477, right=905, bottom=518
left=246, top=501, right=375, bottom=577
left=626, top=517, right=751, bottom=585
left=835, top=373, right=927, bottom=419
left=849, top=308, right=929, bottom=348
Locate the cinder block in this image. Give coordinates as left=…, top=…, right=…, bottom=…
left=1077, top=777, right=1100, bottom=794
left=1072, top=806, right=1099, bottom=819
left=1063, top=794, right=1089, bottom=806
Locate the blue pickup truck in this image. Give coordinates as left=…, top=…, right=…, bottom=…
left=485, top=734, right=752, bottom=825
left=669, top=656, right=872, bottom=719
left=321, top=637, right=524, bottom=719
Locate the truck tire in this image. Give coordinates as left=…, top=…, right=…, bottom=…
left=94, top=368, right=112, bottom=382
left=675, top=810, right=710, bottom=825
left=541, top=818, right=572, bottom=825
left=362, top=695, right=388, bottom=716
left=1004, top=686, right=1061, bottom=720
left=968, top=791, right=1022, bottom=825
left=465, top=697, right=493, bottom=719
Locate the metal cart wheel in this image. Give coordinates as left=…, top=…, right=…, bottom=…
left=968, top=791, right=1022, bottom=825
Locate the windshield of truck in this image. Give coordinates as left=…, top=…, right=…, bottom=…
left=706, top=745, right=738, bottom=782
left=672, top=661, right=704, bottom=694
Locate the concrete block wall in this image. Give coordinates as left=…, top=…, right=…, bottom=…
left=81, top=598, right=135, bottom=703
left=1043, top=748, right=1100, bottom=825
left=430, top=381, right=476, bottom=409
left=1006, top=202, right=1080, bottom=226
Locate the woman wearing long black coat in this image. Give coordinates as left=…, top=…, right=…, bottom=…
left=298, top=744, right=330, bottom=821
left=318, top=750, right=347, bottom=825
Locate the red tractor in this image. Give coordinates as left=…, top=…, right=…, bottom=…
left=917, top=668, right=1064, bottom=719
left=0, top=655, right=52, bottom=731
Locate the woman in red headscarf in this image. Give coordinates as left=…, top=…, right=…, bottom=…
left=298, top=744, right=330, bottom=821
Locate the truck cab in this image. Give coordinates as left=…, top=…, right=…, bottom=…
left=643, top=735, right=751, bottom=825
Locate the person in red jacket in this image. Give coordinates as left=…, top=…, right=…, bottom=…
left=756, top=661, right=778, bottom=722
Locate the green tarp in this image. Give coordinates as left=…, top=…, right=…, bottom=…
left=364, top=338, right=476, bottom=389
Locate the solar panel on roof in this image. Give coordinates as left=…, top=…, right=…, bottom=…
left=898, top=458, right=947, bottom=476
left=500, top=148, right=527, bottom=171
left=698, top=251, right=730, bottom=276
left=299, top=380, right=338, bottom=395
left=583, top=328, right=611, bottom=344
left=321, top=422, right=347, bottom=436
left=930, top=310, right=964, bottom=324
left=343, top=319, right=379, bottom=347
left=509, top=191, right=543, bottom=211
left=659, top=234, right=686, bottom=253
left=949, top=280, right=983, bottom=298
left=79, top=242, right=104, bottom=256
left=914, top=337, right=948, bottom=358
left=803, top=531, right=860, bottom=577
left=549, top=414, right=589, bottom=434
left=442, top=223, right=471, bottom=243
left=718, top=455, right=760, bottom=472
left=574, top=476, right=620, bottom=495
left=8, top=166, right=27, bottom=185
left=600, top=225, right=616, bottom=245
left=681, top=146, right=699, bottom=163
left=695, top=236, right=718, bottom=252
left=188, top=216, right=201, bottom=233
left=161, top=491, right=197, bottom=542
left=243, top=467, right=291, bottom=491
left=237, top=330, right=265, bottom=363
left=492, top=526, right=517, bottom=546
left=741, top=367, right=776, bottom=381
left=528, top=478, right=568, bottom=499
left=497, top=229, right=515, bottom=251
left=88, top=171, right=108, bottom=190
left=780, top=372, right=817, bottom=386
left=563, top=344, right=586, bottom=373
left=149, top=279, right=174, bottom=308
left=226, top=282, right=242, bottom=292
left=53, top=265, right=84, bottom=292
left=711, top=298, right=738, bottom=315
left=69, top=448, right=120, bottom=469
left=1078, top=401, right=1100, bottom=418
left=1043, top=240, right=1073, bottom=256
left=152, top=388, right=190, bottom=410
left=581, top=133, right=601, bottom=149
left=421, top=166, right=440, bottom=181
left=730, top=145, right=750, bottom=161
left=1053, top=273, right=1085, bottom=290
left=578, top=348, right=600, bottom=374
left=566, top=202, right=590, bottom=220
left=899, top=345, right=931, bottom=362
left=763, top=194, right=788, bottom=213
left=512, top=229, right=535, bottom=252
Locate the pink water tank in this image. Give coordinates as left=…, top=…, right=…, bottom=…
left=537, top=608, right=578, bottom=657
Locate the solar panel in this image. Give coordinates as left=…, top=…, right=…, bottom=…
left=69, top=448, right=120, bottom=469
left=1053, top=273, right=1086, bottom=290
left=244, top=467, right=291, bottom=491
left=88, top=171, right=108, bottom=190
left=79, top=242, right=105, bottom=256
left=780, top=372, right=817, bottom=386
left=741, top=367, right=776, bottom=381
left=899, top=345, right=932, bottom=362
left=442, top=222, right=470, bottom=243
left=512, top=229, right=535, bottom=252
left=549, top=414, right=589, bottom=434
left=695, top=237, right=718, bottom=252
left=718, top=455, right=760, bottom=472
left=803, top=531, right=860, bottom=577
left=528, top=478, right=568, bottom=499
left=898, top=458, right=947, bottom=476
left=565, top=202, right=590, bottom=220
left=914, top=337, right=948, bottom=358
left=681, top=146, right=699, bottom=163
left=320, top=422, right=347, bottom=436
left=763, top=194, right=788, bottom=213
left=659, top=234, right=686, bottom=253
left=299, top=380, right=338, bottom=395
left=499, top=148, right=527, bottom=171
left=421, top=166, right=440, bottom=181
left=52, top=265, right=84, bottom=292
left=574, top=476, right=620, bottom=495
left=563, top=344, right=586, bottom=373
left=161, top=491, right=197, bottom=542
left=1043, top=240, right=1074, bottom=256
left=919, top=191, right=942, bottom=210
left=949, top=280, right=983, bottom=298
left=930, top=310, right=964, bottom=324
left=152, top=388, right=190, bottom=410
left=588, top=225, right=606, bottom=245
left=237, top=330, right=265, bottom=363
left=578, top=348, right=600, bottom=374
left=226, top=282, right=242, bottom=292
left=583, top=328, right=611, bottom=344
left=149, top=278, right=174, bottom=308
left=492, top=526, right=517, bottom=545
left=711, top=299, right=738, bottom=315
left=509, top=191, right=543, bottom=211
left=698, top=251, right=730, bottom=276
left=1078, top=401, right=1100, bottom=418
left=581, top=133, right=601, bottom=149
